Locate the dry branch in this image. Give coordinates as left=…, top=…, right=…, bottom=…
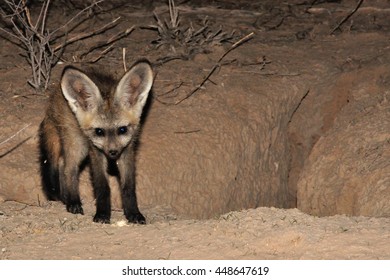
left=53, top=16, right=120, bottom=52
left=49, top=0, right=104, bottom=36
left=0, top=123, right=31, bottom=147
left=145, top=0, right=238, bottom=57
left=77, top=25, right=135, bottom=62
left=122, top=48, right=127, bottom=72
left=0, top=123, right=32, bottom=158
left=155, top=32, right=254, bottom=105
left=331, top=0, right=364, bottom=34
left=0, top=0, right=132, bottom=91
left=174, top=32, right=254, bottom=105
left=0, top=0, right=103, bottom=89
left=83, top=44, right=114, bottom=63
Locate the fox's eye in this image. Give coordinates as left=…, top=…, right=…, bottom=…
left=118, top=126, right=128, bottom=135
left=95, top=128, right=105, bottom=137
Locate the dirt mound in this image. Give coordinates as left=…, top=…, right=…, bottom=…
left=297, top=67, right=390, bottom=217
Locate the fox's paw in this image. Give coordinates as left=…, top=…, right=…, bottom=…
left=66, top=203, right=84, bottom=215
left=93, top=213, right=111, bottom=224
left=126, top=212, right=146, bottom=224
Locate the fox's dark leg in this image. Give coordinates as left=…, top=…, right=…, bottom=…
left=40, top=157, right=60, bottom=200
left=117, top=147, right=145, bottom=224
left=39, top=144, right=60, bottom=200
left=58, top=156, right=84, bottom=215
left=39, top=120, right=61, bottom=200
left=90, top=149, right=111, bottom=224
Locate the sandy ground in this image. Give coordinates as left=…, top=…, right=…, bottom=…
left=0, top=0, right=390, bottom=260
left=1, top=200, right=390, bottom=259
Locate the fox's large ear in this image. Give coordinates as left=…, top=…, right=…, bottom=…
left=115, top=61, right=153, bottom=118
left=61, top=67, right=101, bottom=113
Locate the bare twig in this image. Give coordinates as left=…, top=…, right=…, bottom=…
left=122, top=48, right=127, bottom=72
left=290, top=89, right=310, bottom=123
left=48, top=0, right=104, bottom=36
left=0, top=123, right=31, bottom=146
left=53, top=16, right=121, bottom=52
left=85, top=44, right=114, bottom=63
left=331, top=0, right=364, bottom=34
left=106, top=25, right=135, bottom=45
left=174, top=32, right=254, bottom=105
left=174, top=129, right=201, bottom=134
left=218, top=32, right=254, bottom=63
left=77, top=25, right=135, bottom=60
left=168, top=0, right=179, bottom=29
left=154, top=54, right=188, bottom=66
left=154, top=81, right=183, bottom=104
left=145, top=0, right=238, bottom=56
left=39, top=0, right=50, bottom=34
left=0, top=0, right=131, bottom=90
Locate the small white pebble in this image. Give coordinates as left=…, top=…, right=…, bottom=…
left=115, top=220, right=127, bottom=227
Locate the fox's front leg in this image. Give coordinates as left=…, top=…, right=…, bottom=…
left=117, top=148, right=145, bottom=224
left=58, top=157, right=84, bottom=215
left=90, top=150, right=111, bottom=224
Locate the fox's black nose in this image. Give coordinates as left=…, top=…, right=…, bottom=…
left=108, top=150, right=118, bottom=158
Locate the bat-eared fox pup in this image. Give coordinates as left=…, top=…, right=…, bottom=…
left=39, top=60, right=153, bottom=224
